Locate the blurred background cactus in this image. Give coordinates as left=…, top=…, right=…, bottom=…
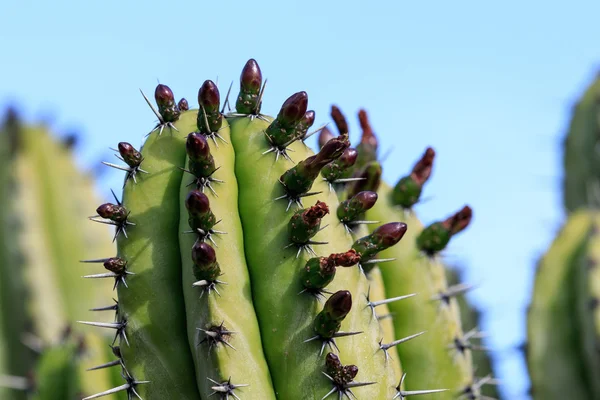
left=0, top=111, right=123, bottom=399
left=526, top=75, right=600, bottom=400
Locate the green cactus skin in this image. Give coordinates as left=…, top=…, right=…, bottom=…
left=115, top=110, right=200, bottom=400
left=229, top=115, right=397, bottom=399
left=527, top=210, right=593, bottom=399
left=178, top=118, right=276, bottom=399
left=563, top=75, right=600, bottom=212
left=366, top=183, right=473, bottom=399
left=0, top=113, right=119, bottom=399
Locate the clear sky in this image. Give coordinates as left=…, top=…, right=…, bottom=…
left=2, top=1, right=600, bottom=398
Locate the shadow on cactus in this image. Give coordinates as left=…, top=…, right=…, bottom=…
left=4, top=59, right=498, bottom=399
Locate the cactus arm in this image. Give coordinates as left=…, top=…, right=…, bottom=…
left=367, top=183, right=472, bottom=398
left=527, top=210, right=591, bottom=399
left=178, top=118, right=276, bottom=398
left=229, top=116, right=396, bottom=399
left=115, top=110, right=200, bottom=400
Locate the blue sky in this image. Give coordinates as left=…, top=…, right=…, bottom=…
left=2, top=1, right=600, bottom=398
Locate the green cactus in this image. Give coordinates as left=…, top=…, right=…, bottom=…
left=0, top=111, right=122, bottom=399
left=527, top=73, right=600, bottom=400
left=55, top=59, right=487, bottom=400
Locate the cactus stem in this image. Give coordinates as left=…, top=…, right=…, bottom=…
left=379, top=331, right=426, bottom=362
left=393, top=373, right=448, bottom=399
left=321, top=372, right=376, bottom=400
left=431, top=282, right=476, bottom=304
left=207, top=377, right=249, bottom=400
left=365, top=292, right=417, bottom=320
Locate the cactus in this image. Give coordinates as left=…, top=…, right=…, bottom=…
left=12, top=59, right=487, bottom=400
left=527, top=74, right=600, bottom=399
left=0, top=111, right=121, bottom=399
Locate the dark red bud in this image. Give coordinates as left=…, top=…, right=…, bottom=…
left=155, top=84, right=175, bottom=106
left=186, top=132, right=211, bottom=160
left=355, top=191, right=378, bottom=211
left=103, top=257, right=127, bottom=274
left=185, top=190, right=211, bottom=215
left=314, top=135, right=350, bottom=166
left=329, top=249, right=361, bottom=267
left=343, top=365, right=359, bottom=381
left=444, top=206, right=473, bottom=235
left=301, top=110, right=315, bottom=128
left=280, top=91, right=308, bottom=124
left=240, top=59, right=262, bottom=92
left=325, top=290, right=353, bottom=319
left=96, top=204, right=117, bottom=219
left=192, top=242, right=217, bottom=266
left=412, top=147, right=435, bottom=184
left=318, top=126, right=335, bottom=149
left=325, top=352, right=342, bottom=369
left=331, top=105, right=349, bottom=135
left=304, top=201, right=329, bottom=221
left=178, top=98, right=189, bottom=111
left=198, top=80, right=220, bottom=110
left=358, top=109, right=377, bottom=147
left=339, top=148, right=358, bottom=168
left=118, top=142, right=134, bottom=156
left=374, top=222, right=408, bottom=247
